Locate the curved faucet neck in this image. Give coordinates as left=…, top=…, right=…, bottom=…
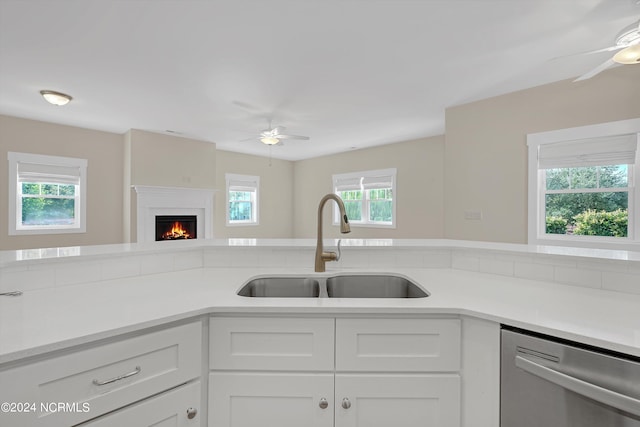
left=315, top=194, right=350, bottom=272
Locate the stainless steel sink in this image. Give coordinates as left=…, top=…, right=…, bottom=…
left=237, top=277, right=320, bottom=297
left=326, top=274, right=429, bottom=298
left=237, top=274, right=428, bottom=298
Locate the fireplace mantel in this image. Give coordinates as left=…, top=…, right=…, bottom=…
left=132, top=185, right=216, bottom=242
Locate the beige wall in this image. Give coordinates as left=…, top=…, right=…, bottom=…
left=444, top=65, right=640, bottom=244
left=126, top=129, right=217, bottom=189
left=292, top=136, right=445, bottom=239
left=3, top=66, right=638, bottom=249
left=215, top=150, right=294, bottom=238
left=0, top=115, right=124, bottom=250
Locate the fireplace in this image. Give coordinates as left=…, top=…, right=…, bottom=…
left=155, top=215, right=197, bottom=241
left=133, top=186, right=215, bottom=243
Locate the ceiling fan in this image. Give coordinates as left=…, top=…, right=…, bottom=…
left=250, top=125, right=310, bottom=146
left=573, top=19, right=640, bottom=82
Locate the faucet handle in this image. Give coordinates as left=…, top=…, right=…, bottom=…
left=336, top=239, right=342, bottom=261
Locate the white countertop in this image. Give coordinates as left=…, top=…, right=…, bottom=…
left=1, top=265, right=639, bottom=365
left=3, top=238, right=640, bottom=267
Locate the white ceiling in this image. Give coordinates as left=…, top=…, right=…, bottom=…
left=0, top=0, right=638, bottom=161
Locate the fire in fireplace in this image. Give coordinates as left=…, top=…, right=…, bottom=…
left=155, top=215, right=197, bottom=241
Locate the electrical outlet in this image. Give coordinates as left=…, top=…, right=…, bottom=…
left=464, top=210, right=483, bottom=220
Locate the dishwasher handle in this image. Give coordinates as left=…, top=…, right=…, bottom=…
left=515, top=355, right=640, bottom=418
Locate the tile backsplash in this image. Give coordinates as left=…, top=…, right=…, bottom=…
left=1, top=244, right=639, bottom=295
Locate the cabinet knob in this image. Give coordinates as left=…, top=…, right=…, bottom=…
left=186, top=407, right=198, bottom=420
left=341, top=398, right=351, bottom=409
left=319, top=398, right=328, bottom=409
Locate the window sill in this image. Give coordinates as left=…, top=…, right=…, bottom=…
left=532, top=235, right=640, bottom=252
left=10, top=227, right=86, bottom=236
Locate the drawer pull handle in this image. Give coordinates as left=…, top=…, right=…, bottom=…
left=92, top=366, right=141, bottom=386
left=341, top=398, right=351, bottom=409
left=319, top=398, right=328, bottom=409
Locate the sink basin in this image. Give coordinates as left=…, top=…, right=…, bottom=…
left=237, top=274, right=428, bottom=298
left=237, top=277, right=320, bottom=297
left=327, top=274, right=429, bottom=298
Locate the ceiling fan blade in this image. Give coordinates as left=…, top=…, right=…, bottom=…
left=551, top=45, right=623, bottom=62
left=240, top=137, right=258, bottom=142
left=271, top=126, right=286, bottom=135
left=573, top=58, right=616, bottom=82
left=275, top=134, right=310, bottom=140
left=575, top=45, right=625, bottom=56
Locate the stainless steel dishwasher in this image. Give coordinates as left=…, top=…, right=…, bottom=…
left=501, top=326, right=640, bottom=427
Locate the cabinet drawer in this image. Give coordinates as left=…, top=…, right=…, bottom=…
left=0, top=321, right=202, bottom=427
left=80, top=381, right=201, bottom=426
left=210, top=317, right=334, bottom=371
left=335, top=318, right=460, bottom=372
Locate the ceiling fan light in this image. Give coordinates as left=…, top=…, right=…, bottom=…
left=40, top=90, right=72, bottom=106
left=613, top=44, right=640, bottom=64
left=260, top=137, right=280, bottom=145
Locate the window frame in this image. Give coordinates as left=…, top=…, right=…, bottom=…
left=225, top=173, right=260, bottom=226
left=527, top=119, right=640, bottom=250
left=332, top=168, right=397, bottom=229
left=8, top=152, right=88, bottom=235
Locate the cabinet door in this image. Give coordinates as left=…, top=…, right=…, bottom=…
left=210, top=372, right=334, bottom=427
left=80, top=381, right=201, bottom=426
left=335, top=374, right=460, bottom=427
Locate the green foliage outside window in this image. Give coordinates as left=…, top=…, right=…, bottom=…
left=544, top=165, right=629, bottom=237
left=20, top=182, right=76, bottom=226
left=545, top=216, right=568, bottom=234
left=337, top=188, right=392, bottom=223
left=369, top=188, right=392, bottom=222
left=573, top=209, right=628, bottom=237
left=339, top=190, right=363, bottom=221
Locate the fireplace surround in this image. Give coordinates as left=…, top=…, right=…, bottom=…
left=133, top=186, right=215, bottom=243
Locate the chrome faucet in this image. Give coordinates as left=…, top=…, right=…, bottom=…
left=315, top=193, right=351, bottom=272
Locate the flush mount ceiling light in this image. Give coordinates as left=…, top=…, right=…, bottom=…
left=260, top=137, right=280, bottom=145
left=255, top=125, right=310, bottom=146
left=612, top=21, right=640, bottom=64
left=613, top=44, right=640, bottom=64
left=40, top=90, right=72, bottom=106
left=573, top=20, right=640, bottom=81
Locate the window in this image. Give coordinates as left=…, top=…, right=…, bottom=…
left=226, top=173, right=259, bottom=226
left=527, top=119, right=640, bottom=249
left=333, top=168, right=396, bottom=228
left=8, top=152, right=87, bottom=235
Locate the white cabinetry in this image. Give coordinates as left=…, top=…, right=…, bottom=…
left=80, top=381, right=201, bottom=426
left=209, top=316, right=461, bottom=427
left=211, top=373, right=334, bottom=427
left=0, top=321, right=202, bottom=427
left=335, top=318, right=461, bottom=427
left=210, top=317, right=334, bottom=371
left=335, top=374, right=460, bottom=427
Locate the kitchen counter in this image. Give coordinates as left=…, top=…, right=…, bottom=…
left=1, top=264, right=639, bottom=365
